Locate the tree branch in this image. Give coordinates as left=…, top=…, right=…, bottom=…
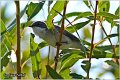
left=54, top=1, right=67, bottom=71
left=87, top=1, right=98, bottom=79
left=15, top=1, right=21, bottom=79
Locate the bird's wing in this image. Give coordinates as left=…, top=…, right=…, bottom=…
left=54, top=25, right=80, bottom=42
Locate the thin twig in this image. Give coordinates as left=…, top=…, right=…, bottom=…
left=99, top=21, right=119, bottom=65
left=15, top=1, right=21, bottom=79
left=54, top=1, right=67, bottom=71
left=46, top=46, right=50, bottom=78
left=46, top=1, right=51, bottom=78
left=87, top=1, right=98, bottom=79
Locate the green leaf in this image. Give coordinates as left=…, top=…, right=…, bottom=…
left=81, top=60, right=91, bottom=73
left=48, top=1, right=53, bottom=6
left=1, top=51, right=11, bottom=71
left=106, top=17, right=117, bottom=27
left=96, top=45, right=119, bottom=51
left=26, top=2, right=45, bottom=21
left=46, top=1, right=67, bottom=29
left=30, top=33, right=38, bottom=52
left=83, top=0, right=91, bottom=9
left=98, top=0, right=110, bottom=12
left=58, top=12, right=92, bottom=25
left=105, top=60, right=119, bottom=68
left=83, top=28, right=91, bottom=39
left=66, top=12, right=92, bottom=19
left=70, top=73, right=84, bottom=79
left=1, top=20, right=7, bottom=35
left=61, top=49, right=85, bottom=59
left=92, top=50, right=119, bottom=59
left=75, top=12, right=93, bottom=20
left=97, top=12, right=119, bottom=19
left=30, top=34, right=41, bottom=78
left=61, top=49, right=119, bottom=58
left=5, top=3, right=28, bottom=35
left=1, top=43, right=7, bottom=57
left=60, top=54, right=80, bottom=72
left=2, top=35, right=12, bottom=50
left=59, top=69, right=72, bottom=79
left=115, top=6, right=120, bottom=16
left=104, top=33, right=118, bottom=39
left=66, top=20, right=90, bottom=33
left=46, top=65, right=63, bottom=79
left=38, top=41, right=48, bottom=49
left=31, top=53, right=41, bottom=78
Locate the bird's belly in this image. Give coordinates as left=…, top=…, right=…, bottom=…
left=44, top=35, right=71, bottom=49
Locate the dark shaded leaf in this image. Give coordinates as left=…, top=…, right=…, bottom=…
left=81, top=60, right=91, bottom=73
left=96, top=45, right=119, bottom=51
left=46, top=65, right=63, bottom=79
left=38, top=41, right=48, bottom=49
left=1, top=51, right=11, bottom=71
left=92, top=50, right=119, bottom=59
left=105, top=60, right=119, bottom=68
left=48, top=1, right=53, bottom=6
left=83, top=0, right=91, bottom=9
left=1, top=43, right=7, bottom=57
left=26, top=1, right=45, bottom=21
left=70, top=73, right=84, bottom=79
left=105, top=33, right=118, bottom=39
left=66, top=20, right=90, bottom=33
left=1, top=20, right=7, bottom=35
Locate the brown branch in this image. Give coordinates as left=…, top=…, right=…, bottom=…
left=15, top=1, right=21, bottom=79
left=54, top=1, right=67, bottom=71
left=87, top=1, right=98, bottom=79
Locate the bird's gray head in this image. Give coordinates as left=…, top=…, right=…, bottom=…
left=29, top=21, right=48, bottom=37
left=30, top=21, right=47, bottom=29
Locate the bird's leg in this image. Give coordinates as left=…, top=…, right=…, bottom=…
left=55, top=42, right=62, bottom=46
left=55, top=41, right=68, bottom=46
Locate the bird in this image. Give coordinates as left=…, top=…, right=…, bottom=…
left=29, top=21, right=87, bottom=52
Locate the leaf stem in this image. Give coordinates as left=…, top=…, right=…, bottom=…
left=15, top=1, right=21, bottom=79
left=87, top=1, right=98, bottom=79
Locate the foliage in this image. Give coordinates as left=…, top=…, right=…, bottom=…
left=0, top=0, right=119, bottom=79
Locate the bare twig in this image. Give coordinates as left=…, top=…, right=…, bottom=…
left=87, top=1, right=98, bottom=79
left=46, top=46, right=50, bottom=78
left=15, top=1, right=21, bottom=79
left=99, top=21, right=119, bottom=65
left=54, top=1, right=67, bottom=71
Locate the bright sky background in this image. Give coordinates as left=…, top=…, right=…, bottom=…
left=1, top=0, right=119, bottom=79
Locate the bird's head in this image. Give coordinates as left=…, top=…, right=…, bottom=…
left=29, top=21, right=48, bottom=36
left=30, top=21, right=47, bottom=29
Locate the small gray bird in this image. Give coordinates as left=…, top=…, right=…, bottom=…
left=30, top=21, right=87, bottom=52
